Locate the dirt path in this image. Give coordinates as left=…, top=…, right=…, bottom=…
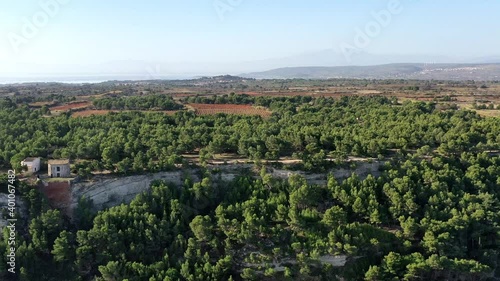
left=184, top=154, right=377, bottom=166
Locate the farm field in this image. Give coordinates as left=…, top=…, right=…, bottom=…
left=49, top=101, right=91, bottom=111
left=71, top=109, right=179, bottom=117
left=8, top=77, right=500, bottom=119
left=459, top=104, right=500, bottom=117
left=29, top=101, right=55, bottom=107
left=188, top=103, right=272, bottom=117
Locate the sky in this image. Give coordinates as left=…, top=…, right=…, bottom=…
left=0, top=0, right=499, bottom=79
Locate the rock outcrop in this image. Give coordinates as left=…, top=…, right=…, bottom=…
left=69, top=161, right=383, bottom=214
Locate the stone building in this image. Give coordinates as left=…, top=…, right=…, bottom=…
left=21, top=157, right=41, bottom=173
left=48, top=159, right=71, bottom=178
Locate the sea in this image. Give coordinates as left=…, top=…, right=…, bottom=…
left=0, top=74, right=197, bottom=85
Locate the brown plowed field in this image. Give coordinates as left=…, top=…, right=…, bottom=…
left=50, top=102, right=91, bottom=111
left=72, top=109, right=179, bottom=117
left=188, top=104, right=271, bottom=117
left=29, top=101, right=55, bottom=107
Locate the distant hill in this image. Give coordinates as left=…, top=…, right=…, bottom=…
left=241, top=63, right=500, bottom=81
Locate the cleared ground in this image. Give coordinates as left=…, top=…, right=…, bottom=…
left=49, top=101, right=91, bottom=112
left=72, top=109, right=179, bottom=117
left=188, top=103, right=272, bottom=117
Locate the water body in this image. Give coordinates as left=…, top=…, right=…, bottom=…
left=0, top=74, right=196, bottom=84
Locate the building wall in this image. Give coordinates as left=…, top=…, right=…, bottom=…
left=21, top=158, right=41, bottom=173
left=48, top=164, right=71, bottom=177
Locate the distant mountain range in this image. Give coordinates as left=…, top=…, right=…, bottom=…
left=241, top=63, right=500, bottom=81
left=3, top=49, right=500, bottom=83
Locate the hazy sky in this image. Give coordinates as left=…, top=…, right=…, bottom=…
left=1, top=0, right=499, bottom=77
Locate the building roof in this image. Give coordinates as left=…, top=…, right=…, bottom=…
left=23, top=157, right=40, bottom=162
left=48, top=159, right=70, bottom=165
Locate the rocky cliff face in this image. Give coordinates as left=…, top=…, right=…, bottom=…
left=0, top=193, right=26, bottom=228
left=70, top=171, right=198, bottom=213
left=271, top=161, right=382, bottom=185
left=69, top=162, right=383, bottom=214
